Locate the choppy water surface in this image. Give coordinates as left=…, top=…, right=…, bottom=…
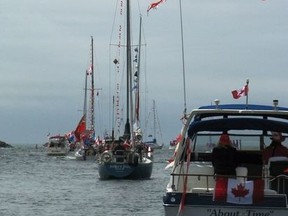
left=0, top=144, right=173, bottom=216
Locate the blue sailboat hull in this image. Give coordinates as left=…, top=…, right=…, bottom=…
left=98, top=160, right=153, bottom=180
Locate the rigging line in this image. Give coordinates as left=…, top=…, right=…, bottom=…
left=109, top=0, right=120, bottom=44
left=179, top=0, right=187, bottom=118
left=110, top=0, right=126, bottom=139
left=155, top=104, right=164, bottom=144
left=109, top=0, right=120, bottom=137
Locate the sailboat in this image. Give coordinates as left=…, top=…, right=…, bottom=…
left=74, top=36, right=97, bottom=160
left=144, top=100, right=164, bottom=150
left=98, top=1, right=153, bottom=180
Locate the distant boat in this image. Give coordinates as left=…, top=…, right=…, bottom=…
left=73, top=114, right=96, bottom=161
left=98, top=1, right=153, bottom=180
left=46, top=135, right=69, bottom=156
left=144, top=100, right=164, bottom=150
left=72, top=37, right=98, bottom=161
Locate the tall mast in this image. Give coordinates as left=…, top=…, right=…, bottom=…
left=83, top=69, right=88, bottom=121
left=179, top=0, right=187, bottom=119
left=124, top=0, right=132, bottom=140
left=89, top=36, right=95, bottom=135
left=135, top=16, right=142, bottom=127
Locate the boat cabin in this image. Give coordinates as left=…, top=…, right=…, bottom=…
left=165, top=104, right=288, bottom=215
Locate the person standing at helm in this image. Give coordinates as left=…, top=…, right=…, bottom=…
left=262, top=132, right=288, bottom=164
left=212, top=133, right=238, bottom=176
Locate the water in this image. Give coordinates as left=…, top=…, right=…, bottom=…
left=0, top=144, right=173, bottom=216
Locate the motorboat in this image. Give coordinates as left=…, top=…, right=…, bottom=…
left=163, top=101, right=288, bottom=215
left=46, top=135, right=69, bottom=156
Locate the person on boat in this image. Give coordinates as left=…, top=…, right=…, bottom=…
left=262, top=132, right=288, bottom=164
left=212, top=132, right=238, bottom=176
left=123, top=139, right=131, bottom=150
left=113, top=140, right=126, bottom=162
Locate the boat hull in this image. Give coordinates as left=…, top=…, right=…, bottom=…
left=164, top=204, right=288, bottom=216
left=163, top=192, right=288, bottom=216
left=46, top=151, right=68, bottom=156
left=98, top=159, right=153, bottom=180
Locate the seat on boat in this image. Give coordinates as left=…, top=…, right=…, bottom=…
left=237, top=150, right=263, bottom=180
left=236, top=166, right=248, bottom=183
left=264, top=189, right=277, bottom=195
left=268, top=157, right=288, bottom=196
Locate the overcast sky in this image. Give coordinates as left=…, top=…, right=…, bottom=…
left=1, top=0, right=288, bottom=144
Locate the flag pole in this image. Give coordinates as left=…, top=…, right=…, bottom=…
left=245, top=79, right=249, bottom=109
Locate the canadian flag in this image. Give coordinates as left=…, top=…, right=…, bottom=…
left=213, top=178, right=264, bottom=204
left=74, top=114, right=86, bottom=142
left=147, top=0, right=166, bottom=12
left=231, top=84, right=249, bottom=99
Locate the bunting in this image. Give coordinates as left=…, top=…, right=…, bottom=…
left=178, top=139, right=191, bottom=215
left=86, top=64, right=93, bottom=75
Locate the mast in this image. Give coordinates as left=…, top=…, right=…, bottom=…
left=179, top=0, right=187, bottom=119
left=152, top=100, right=156, bottom=140
left=89, top=36, right=95, bottom=135
left=123, top=0, right=132, bottom=140
left=83, top=69, right=88, bottom=122
left=134, top=16, right=142, bottom=127
left=112, top=96, right=115, bottom=140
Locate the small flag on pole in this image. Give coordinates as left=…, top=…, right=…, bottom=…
left=147, top=0, right=166, bottom=13
left=231, top=80, right=249, bottom=99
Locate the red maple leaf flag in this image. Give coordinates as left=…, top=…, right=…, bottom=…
left=147, top=0, right=166, bottom=12
left=214, top=178, right=264, bottom=204
left=232, top=84, right=249, bottom=99
left=74, top=114, right=86, bottom=142
left=231, top=183, right=249, bottom=197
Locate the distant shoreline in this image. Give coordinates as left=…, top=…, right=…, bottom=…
left=0, top=140, right=13, bottom=148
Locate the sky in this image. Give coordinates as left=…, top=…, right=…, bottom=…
left=1, top=0, right=288, bottom=145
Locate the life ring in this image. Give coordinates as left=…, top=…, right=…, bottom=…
left=101, top=151, right=112, bottom=163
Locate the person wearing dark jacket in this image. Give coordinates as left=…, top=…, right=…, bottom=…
left=262, top=132, right=288, bottom=164
left=212, top=133, right=238, bottom=176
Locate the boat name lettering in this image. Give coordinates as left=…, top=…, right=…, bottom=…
left=110, top=165, right=130, bottom=170
left=208, top=209, right=274, bottom=216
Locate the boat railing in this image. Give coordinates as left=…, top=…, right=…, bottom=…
left=270, top=174, right=288, bottom=196
left=171, top=173, right=215, bottom=192
left=169, top=171, right=288, bottom=197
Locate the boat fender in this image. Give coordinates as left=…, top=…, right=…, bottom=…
left=101, top=151, right=112, bottom=163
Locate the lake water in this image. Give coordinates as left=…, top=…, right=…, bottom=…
left=0, top=144, right=173, bottom=216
